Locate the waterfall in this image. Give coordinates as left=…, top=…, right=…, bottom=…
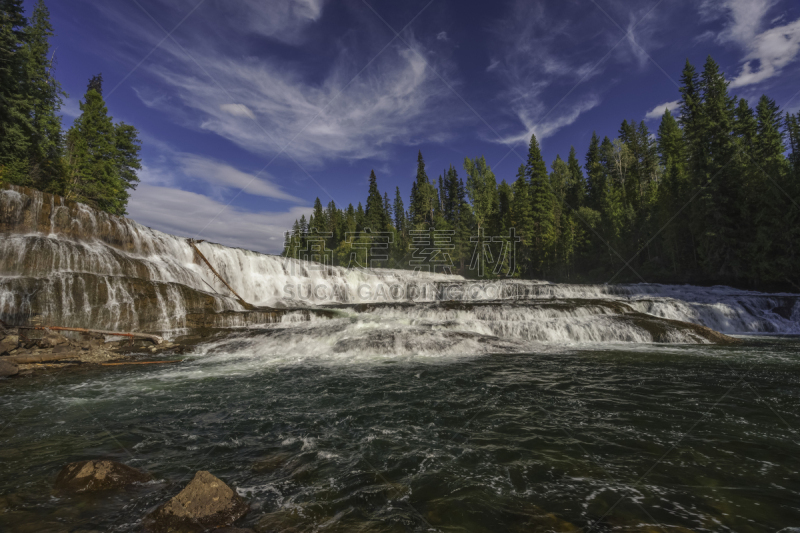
left=1, top=185, right=797, bottom=342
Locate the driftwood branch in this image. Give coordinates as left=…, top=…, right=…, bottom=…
left=188, top=239, right=256, bottom=310
left=15, top=326, right=163, bottom=345
left=101, top=360, right=182, bottom=366
left=6, top=353, right=80, bottom=364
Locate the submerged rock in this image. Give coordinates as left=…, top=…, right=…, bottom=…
left=256, top=509, right=305, bottom=533
left=622, top=313, right=742, bottom=345
left=251, top=452, right=293, bottom=473
left=55, top=459, right=151, bottom=493
left=146, top=471, right=248, bottom=532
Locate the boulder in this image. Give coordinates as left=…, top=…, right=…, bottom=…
left=146, top=471, right=248, bottom=532
left=0, top=359, right=19, bottom=377
left=0, top=334, right=19, bottom=355
left=38, top=332, right=68, bottom=349
left=55, top=460, right=151, bottom=493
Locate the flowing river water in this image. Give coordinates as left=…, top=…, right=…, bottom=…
left=1, top=333, right=799, bottom=532
left=1, top=186, right=800, bottom=531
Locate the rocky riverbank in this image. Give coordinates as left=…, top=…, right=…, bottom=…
left=0, top=320, right=187, bottom=377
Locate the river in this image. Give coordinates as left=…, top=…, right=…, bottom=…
left=1, top=330, right=799, bottom=531
left=2, top=185, right=800, bottom=531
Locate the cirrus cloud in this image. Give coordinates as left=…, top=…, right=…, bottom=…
left=128, top=184, right=311, bottom=254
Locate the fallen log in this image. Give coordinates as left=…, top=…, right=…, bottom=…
left=101, top=360, right=182, bottom=366
left=5, top=353, right=80, bottom=364
left=188, top=239, right=256, bottom=310
left=15, top=326, right=163, bottom=345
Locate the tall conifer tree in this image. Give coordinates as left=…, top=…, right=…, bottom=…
left=526, top=133, right=556, bottom=276
left=0, top=0, right=32, bottom=182
left=24, top=0, right=64, bottom=187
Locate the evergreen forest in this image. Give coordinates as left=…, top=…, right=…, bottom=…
left=0, top=0, right=141, bottom=215
left=285, top=57, right=800, bottom=291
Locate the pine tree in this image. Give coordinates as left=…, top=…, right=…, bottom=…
left=678, top=59, right=701, bottom=146
left=87, top=73, right=103, bottom=95
left=438, top=174, right=446, bottom=217
left=0, top=0, right=32, bottom=183
left=788, top=112, right=800, bottom=182
left=303, top=197, right=332, bottom=264
left=383, top=192, right=393, bottom=230
left=657, top=108, right=692, bottom=275
left=409, top=151, right=437, bottom=227
left=442, top=165, right=460, bottom=223
left=113, top=122, right=141, bottom=213
left=24, top=0, right=65, bottom=188
left=657, top=109, right=685, bottom=167
left=496, top=179, right=513, bottom=235
left=62, top=76, right=140, bottom=215
left=785, top=112, right=800, bottom=280
left=326, top=200, right=342, bottom=250
left=754, top=96, right=787, bottom=179
left=550, top=156, right=572, bottom=274
left=749, top=95, right=790, bottom=283
left=585, top=132, right=604, bottom=211
left=526, top=133, right=557, bottom=276
left=355, top=202, right=365, bottom=231
left=309, top=197, right=327, bottom=233
left=63, top=78, right=118, bottom=212
left=393, top=186, right=406, bottom=234
left=364, top=169, right=385, bottom=231
left=282, top=219, right=302, bottom=258
left=463, top=155, right=498, bottom=277
left=692, top=56, right=739, bottom=280
left=463, top=155, right=497, bottom=235
left=566, top=146, right=586, bottom=208
left=334, top=204, right=358, bottom=266
left=510, top=164, right=533, bottom=276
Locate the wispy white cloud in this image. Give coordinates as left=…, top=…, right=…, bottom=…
left=487, top=0, right=657, bottom=144
left=730, top=18, right=800, bottom=87
left=625, top=16, right=650, bottom=68
left=701, top=0, right=800, bottom=87
left=234, top=0, right=326, bottom=44
left=128, top=184, right=311, bottom=254
left=59, top=97, right=82, bottom=119
left=645, top=99, right=681, bottom=120
left=436, top=31, right=449, bottom=42
left=134, top=129, right=303, bottom=204
left=94, top=0, right=457, bottom=165
left=219, top=103, right=255, bottom=120
left=137, top=36, right=452, bottom=164
left=498, top=97, right=601, bottom=145
left=176, top=153, right=302, bottom=203
left=701, top=0, right=776, bottom=44
left=138, top=162, right=176, bottom=187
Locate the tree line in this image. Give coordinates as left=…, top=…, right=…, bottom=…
left=284, top=56, right=800, bottom=291
left=0, top=0, right=141, bottom=215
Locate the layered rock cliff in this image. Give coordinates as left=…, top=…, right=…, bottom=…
left=1, top=184, right=796, bottom=343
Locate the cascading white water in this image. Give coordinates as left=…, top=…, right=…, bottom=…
left=0, top=185, right=798, bottom=343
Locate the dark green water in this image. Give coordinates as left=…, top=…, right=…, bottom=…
left=1, top=336, right=799, bottom=532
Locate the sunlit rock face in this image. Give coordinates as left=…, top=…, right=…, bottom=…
left=0, top=184, right=797, bottom=344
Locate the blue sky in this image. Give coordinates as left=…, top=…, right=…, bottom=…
left=37, top=0, right=800, bottom=254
